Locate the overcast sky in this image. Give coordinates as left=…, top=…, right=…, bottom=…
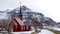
left=0, top=0, right=60, bottom=22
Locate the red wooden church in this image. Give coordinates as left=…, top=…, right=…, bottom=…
left=8, top=6, right=31, bottom=32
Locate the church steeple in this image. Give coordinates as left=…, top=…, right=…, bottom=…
left=19, top=2, right=23, bottom=21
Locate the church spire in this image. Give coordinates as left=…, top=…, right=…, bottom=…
left=19, top=2, right=23, bottom=21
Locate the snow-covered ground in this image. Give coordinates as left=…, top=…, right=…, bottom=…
left=44, top=26, right=60, bottom=31
left=52, top=27, right=60, bottom=31
left=38, top=29, right=54, bottom=34
left=11, top=29, right=54, bottom=34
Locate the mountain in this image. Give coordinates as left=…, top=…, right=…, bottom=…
left=43, top=17, right=56, bottom=26
left=10, top=5, right=56, bottom=26
left=0, top=5, right=56, bottom=26
left=55, top=22, right=60, bottom=28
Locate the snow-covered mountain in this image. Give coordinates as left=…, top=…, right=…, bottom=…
left=0, top=6, right=56, bottom=26
left=11, top=6, right=56, bottom=26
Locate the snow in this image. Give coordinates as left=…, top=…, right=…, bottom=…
left=52, top=27, right=60, bottom=31
left=45, top=26, right=60, bottom=31
left=0, top=13, right=9, bottom=19
left=11, top=31, right=34, bottom=34
left=38, top=29, right=54, bottom=34
left=11, top=29, right=54, bottom=34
